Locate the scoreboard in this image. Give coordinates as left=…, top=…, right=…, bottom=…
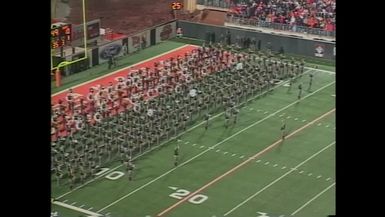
left=51, top=24, right=72, bottom=49
left=171, top=2, right=183, bottom=10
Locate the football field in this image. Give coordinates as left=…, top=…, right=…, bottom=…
left=51, top=41, right=335, bottom=217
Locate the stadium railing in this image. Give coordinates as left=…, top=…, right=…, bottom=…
left=197, top=0, right=230, bottom=9
left=225, top=16, right=335, bottom=38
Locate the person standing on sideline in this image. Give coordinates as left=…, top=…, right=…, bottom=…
left=174, top=145, right=180, bottom=166
left=307, top=73, right=314, bottom=92
left=204, top=113, right=210, bottom=130
left=281, top=120, right=287, bottom=140
left=298, top=83, right=303, bottom=100
left=123, top=42, right=128, bottom=56
left=107, top=53, right=113, bottom=69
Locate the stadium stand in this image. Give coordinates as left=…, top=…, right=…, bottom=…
left=226, top=0, right=335, bottom=33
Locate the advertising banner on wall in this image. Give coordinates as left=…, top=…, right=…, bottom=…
left=155, top=21, right=176, bottom=44
left=98, top=40, right=124, bottom=64
left=314, top=44, right=325, bottom=57
left=129, top=30, right=151, bottom=53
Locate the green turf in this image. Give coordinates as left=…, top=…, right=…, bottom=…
left=51, top=41, right=186, bottom=94
left=51, top=66, right=335, bottom=217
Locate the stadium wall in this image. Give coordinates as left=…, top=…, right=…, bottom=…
left=177, top=20, right=335, bottom=61
left=65, top=20, right=177, bottom=75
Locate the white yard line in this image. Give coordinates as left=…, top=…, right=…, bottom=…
left=53, top=201, right=103, bottom=217
left=157, top=108, right=335, bottom=216
left=97, top=82, right=335, bottom=213
left=57, top=70, right=333, bottom=200
left=290, top=182, right=336, bottom=216
left=304, top=66, right=335, bottom=75
left=223, top=141, right=335, bottom=216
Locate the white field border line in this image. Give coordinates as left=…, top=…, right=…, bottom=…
left=223, top=141, right=336, bottom=216
left=290, top=182, right=336, bottom=216
left=52, top=44, right=196, bottom=96
left=304, top=66, right=335, bottom=74
left=97, top=82, right=335, bottom=213
left=56, top=68, right=315, bottom=200
left=52, top=201, right=103, bottom=217
left=158, top=110, right=335, bottom=217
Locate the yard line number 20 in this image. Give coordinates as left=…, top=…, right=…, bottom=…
left=169, top=188, right=208, bottom=205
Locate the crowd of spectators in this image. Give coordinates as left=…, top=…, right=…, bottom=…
left=227, top=0, right=335, bottom=32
